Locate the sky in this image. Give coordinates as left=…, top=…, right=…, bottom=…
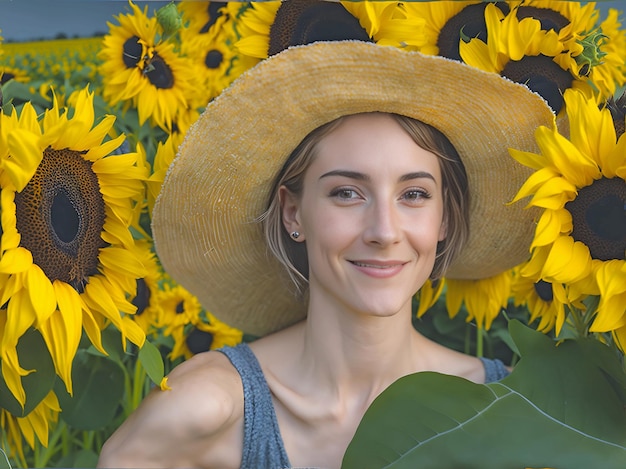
left=1, top=0, right=626, bottom=43
left=1, top=1, right=168, bottom=42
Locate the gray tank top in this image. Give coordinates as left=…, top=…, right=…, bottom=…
left=218, top=343, right=510, bottom=469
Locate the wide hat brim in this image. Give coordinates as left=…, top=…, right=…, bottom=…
left=152, top=41, right=555, bottom=337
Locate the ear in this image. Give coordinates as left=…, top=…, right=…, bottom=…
left=279, top=186, right=304, bottom=241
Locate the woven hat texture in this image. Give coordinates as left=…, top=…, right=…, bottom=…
left=152, top=41, right=555, bottom=336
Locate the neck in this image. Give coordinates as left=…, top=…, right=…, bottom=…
left=298, top=295, right=423, bottom=397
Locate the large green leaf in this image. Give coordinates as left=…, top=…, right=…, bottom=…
left=55, top=350, right=125, bottom=430
left=0, top=328, right=55, bottom=417
left=343, top=321, right=626, bottom=468
left=0, top=448, right=11, bottom=469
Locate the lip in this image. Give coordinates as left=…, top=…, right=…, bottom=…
left=348, top=259, right=408, bottom=278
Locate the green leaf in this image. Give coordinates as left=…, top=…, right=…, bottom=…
left=55, top=350, right=125, bottom=430
left=138, top=339, right=165, bottom=386
left=55, top=449, right=99, bottom=468
left=0, top=448, right=11, bottom=469
left=343, top=321, right=626, bottom=469
left=0, top=328, right=56, bottom=416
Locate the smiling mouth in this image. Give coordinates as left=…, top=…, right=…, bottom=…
left=350, top=261, right=405, bottom=269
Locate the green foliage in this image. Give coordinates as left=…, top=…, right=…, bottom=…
left=138, top=339, right=166, bottom=386
left=0, top=449, right=11, bottom=469
left=0, top=328, right=55, bottom=416
left=343, top=320, right=626, bottom=468
left=54, top=350, right=125, bottom=431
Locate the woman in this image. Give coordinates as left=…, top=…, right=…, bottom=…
left=98, top=41, right=554, bottom=468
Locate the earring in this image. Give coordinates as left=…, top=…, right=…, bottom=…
left=290, top=231, right=300, bottom=239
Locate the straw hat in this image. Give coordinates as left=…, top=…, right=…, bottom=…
left=152, top=41, right=555, bottom=337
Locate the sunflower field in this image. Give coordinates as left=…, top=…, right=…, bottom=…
left=0, top=1, right=625, bottom=468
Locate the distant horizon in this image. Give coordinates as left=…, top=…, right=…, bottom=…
left=1, top=1, right=166, bottom=43
left=2, top=0, right=626, bottom=43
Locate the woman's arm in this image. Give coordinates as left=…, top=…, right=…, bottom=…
left=97, top=351, right=244, bottom=468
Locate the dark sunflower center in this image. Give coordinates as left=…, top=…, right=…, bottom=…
left=175, top=301, right=185, bottom=314
left=132, top=278, right=150, bottom=315
left=186, top=327, right=214, bottom=354
left=14, top=147, right=107, bottom=292
left=123, top=35, right=143, bottom=68
left=205, top=49, right=223, bottom=69
left=51, top=190, right=79, bottom=243
left=1, top=72, right=16, bottom=85
left=200, top=3, right=225, bottom=34
left=144, top=53, right=174, bottom=89
left=565, top=177, right=626, bottom=261
left=268, top=0, right=371, bottom=57
left=516, top=6, right=569, bottom=33
left=534, top=279, right=553, bottom=302
left=439, top=2, right=509, bottom=61
left=501, top=55, right=573, bottom=114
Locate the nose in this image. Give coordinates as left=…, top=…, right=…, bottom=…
left=363, top=200, right=402, bottom=247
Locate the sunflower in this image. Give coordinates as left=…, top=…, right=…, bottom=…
left=127, top=238, right=163, bottom=336
left=178, top=0, right=230, bottom=37
left=513, top=0, right=626, bottom=100
left=0, top=66, right=30, bottom=85
left=510, top=88, right=626, bottom=343
left=400, top=0, right=502, bottom=58
left=511, top=266, right=568, bottom=334
left=458, top=3, right=595, bottom=115
left=132, top=41, right=199, bottom=131
left=445, top=270, right=514, bottom=331
left=233, top=0, right=375, bottom=60
left=0, top=87, right=147, bottom=406
left=415, top=278, right=445, bottom=319
left=180, top=17, right=238, bottom=105
left=171, top=312, right=243, bottom=361
left=145, top=133, right=184, bottom=217
left=98, top=1, right=159, bottom=104
left=589, top=8, right=626, bottom=101
left=154, top=282, right=203, bottom=358
left=99, top=1, right=199, bottom=131
left=596, top=260, right=626, bottom=352
left=0, top=390, right=60, bottom=465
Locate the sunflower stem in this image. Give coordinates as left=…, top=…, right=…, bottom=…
left=568, top=304, right=589, bottom=338
left=131, top=354, right=147, bottom=411
left=476, top=326, right=484, bottom=358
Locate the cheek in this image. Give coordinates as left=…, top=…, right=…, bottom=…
left=407, top=213, right=446, bottom=249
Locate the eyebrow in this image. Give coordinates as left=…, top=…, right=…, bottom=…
left=319, top=169, right=436, bottom=183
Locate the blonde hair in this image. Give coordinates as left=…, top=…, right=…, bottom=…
left=259, top=112, right=470, bottom=290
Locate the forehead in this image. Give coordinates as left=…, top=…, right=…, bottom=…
left=311, top=113, right=441, bottom=172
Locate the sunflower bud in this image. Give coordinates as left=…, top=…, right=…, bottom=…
left=156, top=2, right=183, bottom=41
left=575, top=29, right=607, bottom=76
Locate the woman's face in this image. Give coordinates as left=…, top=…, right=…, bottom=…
left=281, top=113, right=447, bottom=318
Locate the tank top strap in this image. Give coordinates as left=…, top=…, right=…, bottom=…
left=218, top=343, right=291, bottom=469
left=479, top=357, right=510, bottom=383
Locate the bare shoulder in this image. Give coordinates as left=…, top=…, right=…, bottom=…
left=98, top=350, right=244, bottom=468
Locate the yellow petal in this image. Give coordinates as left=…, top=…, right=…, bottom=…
left=39, top=281, right=83, bottom=395
left=26, top=264, right=56, bottom=325
left=82, top=307, right=107, bottom=356
left=6, top=129, right=43, bottom=192
left=4, top=287, right=37, bottom=351
left=542, top=237, right=592, bottom=283
left=99, top=247, right=146, bottom=279
left=0, top=247, right=33, bottom=274
left=1, top=348, right=32, bottom=407
left=122, top=316, right=146, bottom=348
left=531, top=209, right=571, bottom=249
